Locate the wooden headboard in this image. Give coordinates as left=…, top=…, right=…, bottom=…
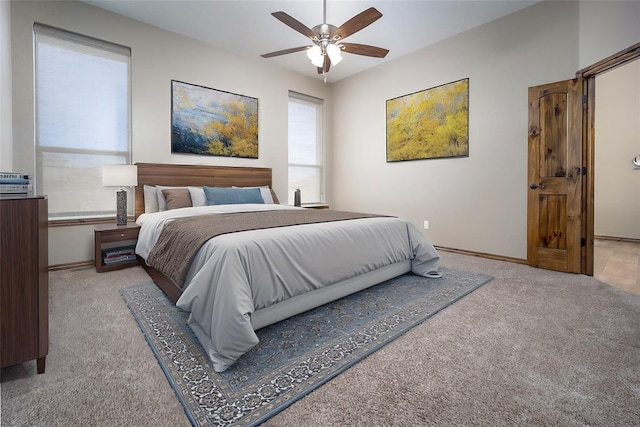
left=134, top=162, right=272, bottom=218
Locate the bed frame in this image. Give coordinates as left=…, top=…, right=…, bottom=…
left=134, top=162, right=412, bottom=330
left=134, top=162, right=273, bottom=303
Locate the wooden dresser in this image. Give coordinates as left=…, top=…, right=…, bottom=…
left=0, top=195, right=49, bottom=374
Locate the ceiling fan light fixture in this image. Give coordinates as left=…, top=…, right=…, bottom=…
left=326, top=43, right=343, bottom=65
left=262, top=3, right=387, bottom=78
left=307, top=45, right=324, bottom=67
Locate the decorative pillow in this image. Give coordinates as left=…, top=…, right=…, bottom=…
left=232, top=186, right=276, bottom=204
left=188, top=186, right=207, bottom=207
left=144, top=185, right=159, bottom=213
left=156, top=186, right=187, bottom=211
left=161, top=188, right=192, bottom=210
left=203, top=187, right=264, bottom=205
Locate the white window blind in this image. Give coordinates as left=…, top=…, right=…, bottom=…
left=288, top=91, right=324, bottom=205
left=34, top=24, right=131, bottom=219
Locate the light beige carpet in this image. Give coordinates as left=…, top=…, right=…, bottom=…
left=1, top=251, right=639, bottom=426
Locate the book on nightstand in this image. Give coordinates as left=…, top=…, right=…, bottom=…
left=0, top=173, right=33, bottom=194
left=102, top=245, right=136, bottom=265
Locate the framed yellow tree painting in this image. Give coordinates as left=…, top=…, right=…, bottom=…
left=386, top=78, right=469, bottom=162
left=171, top=80, right=258, bottom=158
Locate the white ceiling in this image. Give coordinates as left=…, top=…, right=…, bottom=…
left=82, top=0, right=540, bottom=83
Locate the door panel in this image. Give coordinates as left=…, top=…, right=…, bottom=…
left=538, top=195, right=566, bottom=249
left=540, top=92, right=567, bottom=177
left=528, top=78, right=583, bottom=273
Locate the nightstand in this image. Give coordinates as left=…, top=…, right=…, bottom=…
left=94, top=223, right=140, bottom=272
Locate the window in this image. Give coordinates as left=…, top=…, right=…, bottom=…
left=288, top=91, right=324, bottom=205
left=34, top=24, right=131, bottom=220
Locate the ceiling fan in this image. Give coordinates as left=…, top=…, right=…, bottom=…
left=261, top=0, right=389, bottom=76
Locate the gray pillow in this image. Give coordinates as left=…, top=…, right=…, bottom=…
left=144, top=185, right=159, bottom=213
left=161, top=188, right=193, bottom=210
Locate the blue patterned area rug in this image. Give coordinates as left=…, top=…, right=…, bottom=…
left=121, top=267, right=492, bottom=426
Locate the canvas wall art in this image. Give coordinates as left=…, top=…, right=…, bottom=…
left=171, top=80, right=258, bottom=158
left=386, top=78, right=469, bottom=162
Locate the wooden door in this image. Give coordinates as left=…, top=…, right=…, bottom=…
left=527, top=78, right=583, bottom=273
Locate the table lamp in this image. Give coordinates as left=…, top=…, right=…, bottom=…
left=102, top=164, right=137, bottom=225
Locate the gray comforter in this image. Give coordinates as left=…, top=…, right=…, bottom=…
left=146, top=209, right=388, bottom=288
left=136, top=204, right=440, bottom=372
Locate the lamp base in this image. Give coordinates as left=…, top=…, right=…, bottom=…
left=116, top=189, right=128, bottom=225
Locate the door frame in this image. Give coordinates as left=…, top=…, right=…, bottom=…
left=576, top=42, right=640, bottom=275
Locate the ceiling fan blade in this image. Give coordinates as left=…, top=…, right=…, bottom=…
left=332, top=7, right=382, bottom=41
left=261, top=46, right=311, bottom=58
left=317, top=55, right=331, bottom=74
left=340, top=42, right=389, bottom=58
left=271, top=11, right=316, bottom=39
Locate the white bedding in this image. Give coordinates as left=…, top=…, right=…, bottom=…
left=136, top=204, right=441, bottom=372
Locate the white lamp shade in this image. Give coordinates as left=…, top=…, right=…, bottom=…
left=102, top=164, right=138, bottom=187
left=326, top=43, right=343, bottom=65
left=306, top=45, right=324, bottom=67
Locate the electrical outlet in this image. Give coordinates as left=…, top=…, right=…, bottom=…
left=423, top=220, right=429, bottom=229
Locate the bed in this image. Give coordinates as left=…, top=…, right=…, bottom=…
left=134, top=162, right=441, bottom=372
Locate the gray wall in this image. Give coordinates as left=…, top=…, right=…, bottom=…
left=595, top=59, right=640, bottom=239
left=5, top=1, right=640, bottom=265
left=330, top=1, right=579, bottom=259
left=330, top=1, right=640, bottom=259
left=1, top=0, right=11, bottom=171
left=580, top=1, right=640, bottom=245
left=578, top=1, right=640, bottom=70
left=9, top=0, right=332, bottom=265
